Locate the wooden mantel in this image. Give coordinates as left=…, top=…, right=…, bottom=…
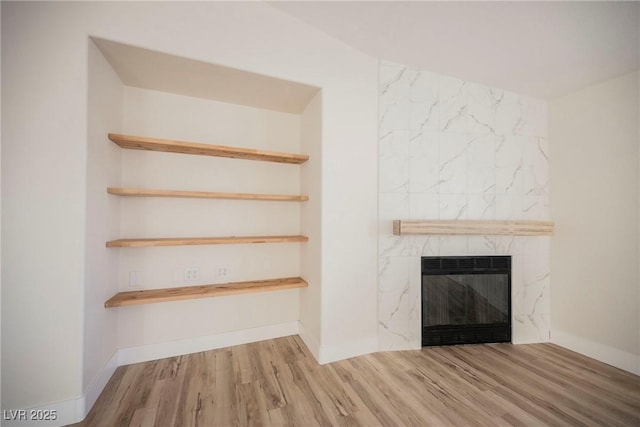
left=393, top=220, right=554, bottom=236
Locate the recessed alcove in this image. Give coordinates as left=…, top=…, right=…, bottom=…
left=87, top=37, right=322, bottom=352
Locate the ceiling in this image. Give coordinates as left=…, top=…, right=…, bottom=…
left=271, top=1, right=640, bottom=100
left=93, top=38, right=319, bottom=114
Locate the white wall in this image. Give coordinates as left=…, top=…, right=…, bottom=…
left=84, top=39, right=123, bottom=411
left=116, top=86, right=302, bottom=349
left=2, top=1, right=378, bottom=417
left=0, top=2, right=3, bottom=410
left=318, top=76, right=378, bottom=363
left=299, top=92, right=323, bottom=357
left=2, top=2, right=87, bottom=412
left=550, top=71, right=640, bottom=374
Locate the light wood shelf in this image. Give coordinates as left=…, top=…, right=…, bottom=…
left=106, top=235, right=309, bottom=248
left=109, top=133, right=309, bottom=164
left=105, top=277, right=308, bottom=308
left=393, top=220, right=554, bottom=236
left=107, top=187, right=309, bottom=202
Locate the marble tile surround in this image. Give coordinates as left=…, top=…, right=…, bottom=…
left=378, top=61, right=550, bottom=350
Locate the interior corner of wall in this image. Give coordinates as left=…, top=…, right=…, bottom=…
left=297, top=320, right=321, bottom=362
left=81, top=349, right=119, bottom=420
left=317, top=334, right=379, bottom=365
left=552, top=328, right=640, bottom=376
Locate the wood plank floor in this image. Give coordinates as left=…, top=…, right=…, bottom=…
left=73, top=336, right=640, bottom=426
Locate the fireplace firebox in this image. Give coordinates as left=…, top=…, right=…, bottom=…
left=422, top=256, right=511, bottom=346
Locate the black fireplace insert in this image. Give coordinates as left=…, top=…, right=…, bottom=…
left=422, top=256, right=511, bottom=346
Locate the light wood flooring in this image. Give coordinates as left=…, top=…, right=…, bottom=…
left=74, top=335, right=640, bottom=426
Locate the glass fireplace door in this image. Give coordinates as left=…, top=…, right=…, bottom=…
left=422, top=257, right=511, bottom=346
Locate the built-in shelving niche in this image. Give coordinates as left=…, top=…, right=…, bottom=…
left=91, top=38, right=321, bottom=311
left=105, top=133, right=310, bottom=306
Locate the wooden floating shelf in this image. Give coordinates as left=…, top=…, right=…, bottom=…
left=106, top=235, right=308, bottom=248
left=393, top=220, right=554, bottom=236
left=107, top=187, right=308, bottom=202
left=105, top=277, right=308, bottom=308
left=109, top=133, right=309, bottom=164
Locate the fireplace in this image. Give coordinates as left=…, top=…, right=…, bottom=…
left=422, top=256, right=511, bottom=346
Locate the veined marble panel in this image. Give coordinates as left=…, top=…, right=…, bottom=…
left=467, top=134, right=497, bottom=196
left=495, top=194, right=524, bottom=220
left=440, top=76, right=468, bottom=133
left=379, top=130, right=410, bottom=193
left=409, top=194, right=439, bottom=220
left=378, top=237, right=551, bottom=350
left=409, top=70, right=439, bottom=132
left=467, top=194, right=496, bottom=219
left=467, top=82, right=501, bottom=135
left=439, top=195, right=468, bottom=220
left=439, top=133, right=468, bottom=195
left=409, top=131, right=439, bottom=194
left=378, top=61, right=550, bottom=351
left=495, top=90, right=525, bottom=136
left=379, top=64, right=411, bottom=131
left=378, top=256, right=414, bottom=349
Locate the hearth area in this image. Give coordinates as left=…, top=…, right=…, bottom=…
left=422, top=256, right=511, bottom=346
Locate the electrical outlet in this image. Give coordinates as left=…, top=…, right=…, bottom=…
left=184, top=267, right=200, bottom=282
left=215, top=266, right=230, bottom=280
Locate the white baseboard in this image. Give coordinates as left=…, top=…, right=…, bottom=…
left=298, top=322, right=378, bottom=365
left=118, top=321, right=300, bottom=366
left=0, top=398, right=82, bottom=427
left=298, top=321, right=321, bottom=361
left=0, top=364, right=115, bottom=427
left=3, top=322, right=300, bottom=426
left=272, top=323, right=379, bottom=365
left=7, top=322, right=379, bottom=425
left=81, top=351, right=119, bottom=419
left=552, top=329, right=640, bottom=375
left=318, top=334, right=379, bottom=365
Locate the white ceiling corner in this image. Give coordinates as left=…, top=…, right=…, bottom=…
left=270, top=1, right=640, bottom=100
left=92, top=38, right=319, bottom=114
